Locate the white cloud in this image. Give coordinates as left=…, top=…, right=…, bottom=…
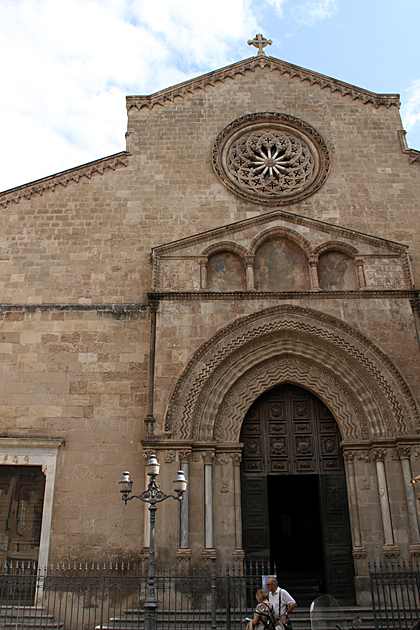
left=293, top=0, right=338, bottom=26
left=0, top=0, right=262, bottom=191
left=402, top=79, right=420, bottom=132
left=261, top=0, right=288, bottom=19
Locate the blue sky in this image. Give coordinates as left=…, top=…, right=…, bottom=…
left=0, top=0, right=419, bottom=192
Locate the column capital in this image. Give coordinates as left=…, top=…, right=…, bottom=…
left=231, top=452, right=242, bottom=466
left=202, top=450, right=215, bottom=465
left=178, top=449, right=192, bottom=464
left=396, top=445, right=411, bottom=460
left=343, top=450, right=357, bottom=463
left=142, top=448, right=156, bottom=460
left=372, top=448, right=387, bottom=462
left=308, top=255, right=319, bottom=267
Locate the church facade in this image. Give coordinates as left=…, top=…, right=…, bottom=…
left=0, top=41, right=419, bottom=605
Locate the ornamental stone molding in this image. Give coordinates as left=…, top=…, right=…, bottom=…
left=0, top=152, right=129, bottom=208
left=164, top=305, right=420, bottom=443
left=249, top=226, right=312, bottom=256
left=212, top=354, right=370, bottom=443
left=212, top=112, right=330, bottom=206
left=126, top=56, right=400, bottom=112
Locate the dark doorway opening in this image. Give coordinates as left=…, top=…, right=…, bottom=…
left=267, top=475, right=323, bottom=573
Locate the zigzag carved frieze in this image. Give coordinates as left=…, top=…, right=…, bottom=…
left=0, top=152, right=130, bottom=208
left=190, top=335, right=389, bottom=443
left=211, top=357, right=367, bottom=443
left=164, top=306, right=420, bottom=441
left=127, top=57, right=400, bottom=112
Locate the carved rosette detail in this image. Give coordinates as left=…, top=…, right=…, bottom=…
left=212, top=113, right=330, bottom=206
left=226, top=129, right=315, bottom=197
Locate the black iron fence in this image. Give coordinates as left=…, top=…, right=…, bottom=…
left=370, top=560, right=420, bottom=630
left=0, top=559, right=272, bottom=630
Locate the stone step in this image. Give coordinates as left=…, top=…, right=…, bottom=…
left=97, top=606, right=376, bottom=630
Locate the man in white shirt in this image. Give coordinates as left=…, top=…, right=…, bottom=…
left=266, top=577, right=296, bottom=628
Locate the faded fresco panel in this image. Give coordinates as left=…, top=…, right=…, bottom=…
left=318, top=251, right=358, bottom=290
left=254, top=238, right=310, bottom=291
left=207, top=251, right=246, bottom=291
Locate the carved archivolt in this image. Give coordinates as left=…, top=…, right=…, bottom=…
left=164, top=306, right=420, bottom=442
left=213, top=355, right=369, bottom=442
left=250, top=227, right=312, bottom=256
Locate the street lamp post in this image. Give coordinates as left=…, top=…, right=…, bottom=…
left=119, top=456, right=187, bottom=630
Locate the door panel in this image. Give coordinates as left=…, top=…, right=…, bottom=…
left=319, top=474, right=355, bottom=603
left=241, top=476, right=270, bottom=561
left=241, top=384, right=355, bottom=603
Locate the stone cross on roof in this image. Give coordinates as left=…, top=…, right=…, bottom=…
left=247, top=34, right=273, bottom=56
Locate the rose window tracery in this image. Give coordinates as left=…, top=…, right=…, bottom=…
left=227, top=130, right=314, bottom=196
left=212, top=113, right=330, bottom=205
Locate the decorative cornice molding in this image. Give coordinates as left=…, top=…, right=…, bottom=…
left=126, top=56, right=400, bottom=112
left=148, top=289, right=418, bottom=302
left=0, top=303, right=147, bottom=320
left=0, top=152, right=130, bottom=208
left=398, top=130, right=420, bottom=165
left=151, top=208, right=408, bottom=257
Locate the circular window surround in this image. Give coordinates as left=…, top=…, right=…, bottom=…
left=212, top=112, right=330, bottom=206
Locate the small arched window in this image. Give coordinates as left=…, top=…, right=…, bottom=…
left=207, top=251, right=246, bottom=291
left=254, top=237, right=310, bottom=291
left=318, top=250, right=357, bottom=290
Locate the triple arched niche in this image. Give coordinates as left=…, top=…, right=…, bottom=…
left=203, top=230, right=362, bottom=292
left=164, top=305, right=420, bottom=444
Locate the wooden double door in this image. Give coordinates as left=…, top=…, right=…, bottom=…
left=240, top=384, right=355, bottom=604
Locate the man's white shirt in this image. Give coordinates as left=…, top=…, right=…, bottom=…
left=269, top=587, right=296, bottom=620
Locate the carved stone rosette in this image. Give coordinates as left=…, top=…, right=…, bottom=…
left=212, top=113, right=330, bottom=206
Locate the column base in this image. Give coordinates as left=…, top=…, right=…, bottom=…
left=352, top=546, right=367, bottom=559
left=382, top=544, right=400, bottom=558
left=201, top=548, right=216, bottom=560
left=176, top=547, right=192, bottom=561
left=233, top=548, right=245, bottom=561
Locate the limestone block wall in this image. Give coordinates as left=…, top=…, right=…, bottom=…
left=0, top=306, right=149, bottom=562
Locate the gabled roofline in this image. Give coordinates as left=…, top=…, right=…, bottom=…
left=127, top=55, right=400, bottom=112
left=151, top=208, right=408, bottom=255
left=0, top=151, right=130, bottom=208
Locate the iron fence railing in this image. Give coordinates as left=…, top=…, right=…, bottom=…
left=369, top=560, right=420, bottom=630
left=0, top=559, right=273, bottom=630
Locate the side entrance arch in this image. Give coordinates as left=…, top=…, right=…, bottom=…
left=240, top=383, right=355, bottom=604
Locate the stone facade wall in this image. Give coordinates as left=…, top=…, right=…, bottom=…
left=0, top=57, right=418, bottom=590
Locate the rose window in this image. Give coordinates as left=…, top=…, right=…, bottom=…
left=227, top=130, right=314, bottom=196
left=212, top=113, right=330, bottom=205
